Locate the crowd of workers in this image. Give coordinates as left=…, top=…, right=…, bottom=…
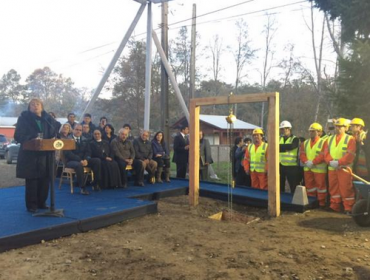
left=234, top=118, right=369, bottom=214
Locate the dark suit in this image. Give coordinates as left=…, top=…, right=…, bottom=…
left=200, top=138, right=213, bottom=180
left=15, top=110, right=57, bottom=211
left=64, top=136, right=101, bottom=187
left=172, top=133, right=189, bottom=178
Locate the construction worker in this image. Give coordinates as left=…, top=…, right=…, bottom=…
left=299, top=123, right=327, bottom=207
left=324, top=118, right=357, bottom=213
left=279, top=120, right=301, bottom=194
left=243, top=128, right=268, bottom=190
left=350, top=118, right=369, bottom=180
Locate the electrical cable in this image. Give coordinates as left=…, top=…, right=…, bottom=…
left=46, top=0, right=307, bottom=66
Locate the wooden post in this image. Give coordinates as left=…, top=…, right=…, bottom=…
left=189, top=100, right=200, bottom=206
left=267, top=93, right=280, bottom=217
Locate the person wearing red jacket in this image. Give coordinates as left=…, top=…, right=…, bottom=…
left=243, top=128, right=268, bottom=190
left=324, top=118, right=357, bottom=213
left=299, top=123, right=327, bottom=207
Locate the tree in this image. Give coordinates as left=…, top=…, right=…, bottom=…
left=25, top=67, right=85, bottom=117
left=111, top=40, right=147, bottom=131
left=0, top=69, right=24, bottom=102
left=229, top=19, right=256, bottom=117
left=309, top=0, right=370, bottom=42
left=206, top=35, right=224, bottom=82
left=259, top=14, right=277, bottom=129
left=310, top=0, right=370, bottom=123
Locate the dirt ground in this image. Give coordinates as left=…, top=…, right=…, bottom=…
left=1, top=161, right=370, bottom=280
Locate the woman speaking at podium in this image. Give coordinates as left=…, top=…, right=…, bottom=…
left=14, top=98, right=57, bottom=213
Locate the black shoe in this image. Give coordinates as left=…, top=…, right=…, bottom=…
left=80, top=188, right=90, bottom=195
left=38, top=204, right=49, bottom=209
left=27, top=208, right=38, bottom=213
left=134, top=182, right=145, bottom=187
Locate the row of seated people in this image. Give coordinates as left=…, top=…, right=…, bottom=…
left=60, top=123, right=171, bottom=195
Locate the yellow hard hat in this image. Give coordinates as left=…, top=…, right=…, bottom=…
left=253, top=128, right=264, bottom=135
left=351, top=118, right=365, bottom=127
left=308, top=122, right=323, bottom=131
left=335, top=118, right=348, bottom=126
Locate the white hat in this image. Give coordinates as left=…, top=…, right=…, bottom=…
left=279, top=120, right=292, bottom=129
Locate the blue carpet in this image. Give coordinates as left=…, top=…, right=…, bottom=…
left=0, top=180, right=189, bottom=242
left=0, top=178, right=317, bottom=252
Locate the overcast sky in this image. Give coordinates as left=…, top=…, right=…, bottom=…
left=0, top=0, right=337, bottom=93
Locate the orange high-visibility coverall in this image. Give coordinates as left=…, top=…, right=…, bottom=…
left=300, top=136, right=327, bottom=206
left=243, top=143, right=268, bottom=190
left=324, top=134, right=356, bottom=212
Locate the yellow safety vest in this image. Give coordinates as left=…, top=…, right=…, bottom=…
left=327, top=134, right=352, bottom=171
left=303, top=138, right=327, bottom=173
left=279, top=136, right=298, bottom=166
left=248, top=143, right=268, bottom=172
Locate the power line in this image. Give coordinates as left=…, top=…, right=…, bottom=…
left=48, top=0, right=310, bottom=68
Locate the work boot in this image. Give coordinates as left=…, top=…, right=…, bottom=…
left=156, top=167, right=163, bottom=183
left=164, top=168, right=171, bottom=183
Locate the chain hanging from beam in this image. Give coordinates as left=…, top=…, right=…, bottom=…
left=226, top=92, right=237, bottom=218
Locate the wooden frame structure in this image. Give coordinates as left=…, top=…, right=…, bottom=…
left=188, top=92, right=280, bottom=217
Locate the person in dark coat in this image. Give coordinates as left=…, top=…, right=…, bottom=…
left=90, top=129, right=122, bottom=189
left=82, top=123, right=93, bottom=142
left=14, top=98, right=58, bottom=213
left=102, top=124, right=117, bottom=144
left=67, top=112, right=78, bottom=129
left=172, top=125, right=189, bottom=178
left=81, top=113, right=96, bottom=133
left=232, top=136, right=251, bottom=187
left=152, top=131, right=171, bottom=183
left=63, top=124, right=101, bottom=194
left=199, top=130, right=213, bottom=181
left=133, top=130, right=158, bottom=185
left=111, top=128, right=143, bottom=188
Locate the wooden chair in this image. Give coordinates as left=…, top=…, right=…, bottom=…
left=58, top=152, right=94, bottom=194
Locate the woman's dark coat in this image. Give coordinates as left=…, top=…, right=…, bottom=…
left=14, top=110, right=57, bottom=179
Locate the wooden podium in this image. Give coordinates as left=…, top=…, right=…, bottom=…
left=23, top=138, right=76, bottom=217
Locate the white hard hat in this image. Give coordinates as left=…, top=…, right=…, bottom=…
left=279, top=120, right=292, bottom=129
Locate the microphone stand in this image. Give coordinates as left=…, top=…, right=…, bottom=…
left=34, top=113, right=64, bottom=217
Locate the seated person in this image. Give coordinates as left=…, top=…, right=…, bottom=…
left=123, top=123, right=134, bottom=142
left=67, top=112, right=78, bottom=129
left=152, top=131, right=171, bottom=183
left=58, top=123, right=72, bottom=139
left=90, top=129, right=122, bottom=189
left=102, top=124, right=117, bottom=144
left=63, top=124, right=101, bottom=194
left=134, top=130, right=157, bottom=185
left=98, top=116, right=108, bottom=133
left=82, top=123, right=93, bottom=141
left=111, top=128, right=143, bottom=187
left=81, top=113, right=96, bottom=132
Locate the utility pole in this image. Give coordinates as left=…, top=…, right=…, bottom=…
left=161, top=1, right=170, bottom=145
left=189, top=4, right=196, bottom=102
left=144, top=2, right=153, bottom=130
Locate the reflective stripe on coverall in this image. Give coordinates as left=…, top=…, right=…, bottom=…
left=325, top=134, right=356, bottom=212
left=243, top=143, right=268, bottom=190
left=300, top=137, right=327, bottom=206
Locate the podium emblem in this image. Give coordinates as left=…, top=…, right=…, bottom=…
left=53, top=139, right=65, bottom=150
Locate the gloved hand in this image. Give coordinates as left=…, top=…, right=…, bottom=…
left=306, top=160, right=314, bottom=169
left=329, top=160, right=339, bottom=169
